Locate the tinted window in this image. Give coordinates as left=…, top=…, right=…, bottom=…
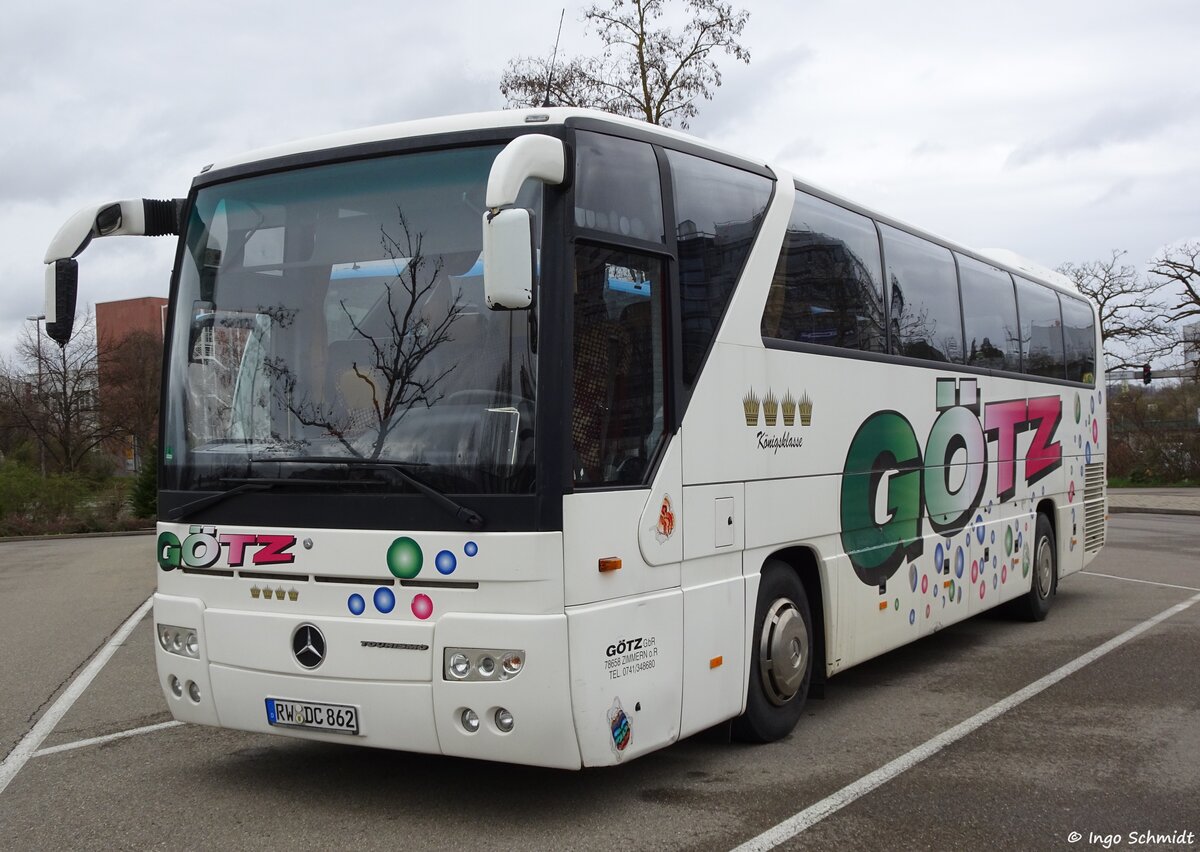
left=1015, top=276, right=1065, bottom=379
left=762, top=190, right=886, bottom=352
left=881, top=226, right=962, bottom=363
left=957, top=254, right=1020, bottom=371
left=575, top=132, right=665, bottom=242
left=667, top=149, right=773, bottom=383
left=1060, top=295, right=1096, bottom=384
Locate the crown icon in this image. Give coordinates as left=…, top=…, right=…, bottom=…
left=742, top=389, right=760, bottom=426
left=275, top=587, right=285, bottom=600
left=287, top=588, right=299, bottom=602
left=250, top=585, right=261, bottom=599
left=781, top=391, right=797, bottom=426
left=762, top=390, right=778, bottom=426
left=798, top=392, right=813, bottom=426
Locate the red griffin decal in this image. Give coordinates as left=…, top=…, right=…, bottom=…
left=657, top=496, right=675, bottom=538
left=252, top=535, right=298, bottom=565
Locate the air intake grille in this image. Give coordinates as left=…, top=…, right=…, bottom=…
left=1083, top=462, right=1106, bottom=553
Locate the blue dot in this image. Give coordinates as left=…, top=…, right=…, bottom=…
left=435, top=550, right=457, bottom=575
left=993, top=574, right=999, bottom=589
left=990, top=530, right=996, bottom=545
left=373, top=587, right=396, bottom=614
left=955, top=547, right=965, bottom=578
left=1085, top=443, right=1092, bottom=464
left=975, top=518, right=985, bottom=544
left=464, top=541, right=478, bottom=557
left=933, top=583, right=938, bottom=598
left=909, top=609, right=916, bottom=625
left=934, top=543, right=944, bottom=572
left=348, top=594, right=365, bottom=616
left=992, top=556, right=998, bottom=570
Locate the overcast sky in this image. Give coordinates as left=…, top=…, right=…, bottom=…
left=2, top=0, right=1198, bottom=358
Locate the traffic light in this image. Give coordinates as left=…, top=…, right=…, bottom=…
left=1142, top=364, right=1152, bottom=385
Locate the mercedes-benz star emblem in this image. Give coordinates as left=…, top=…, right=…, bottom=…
left=291, top=624, right=326, bottom=669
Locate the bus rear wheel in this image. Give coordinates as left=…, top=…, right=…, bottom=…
left=733, top=562, right=812, bottom=743
left=1012, top=513, right=1057, bottom=622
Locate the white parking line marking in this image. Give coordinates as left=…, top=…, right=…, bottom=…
left=0, top=595, right=153, bottom=796
left=730, top=590, right=1200, bottom=852
left=33, top=721, right=183, bottom=758
left=1080, top=571, right=1200, bottom=593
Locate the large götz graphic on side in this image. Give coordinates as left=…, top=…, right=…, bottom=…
left=839, top=377, right=1064, bottom=591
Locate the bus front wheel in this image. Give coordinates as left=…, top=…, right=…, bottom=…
left=733, top=562, right=812, bottom=743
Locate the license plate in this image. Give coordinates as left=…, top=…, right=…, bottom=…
left=265, top=698, right=359, bottom=735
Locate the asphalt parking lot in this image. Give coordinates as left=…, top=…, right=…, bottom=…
left=1, top=515, right=1197, bottom=851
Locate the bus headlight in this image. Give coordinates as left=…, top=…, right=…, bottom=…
left=157, top=623, right=200, bottom=659
left=443, top=647, right=526, bottom=682
left=494, top=708, right=514, bottom=733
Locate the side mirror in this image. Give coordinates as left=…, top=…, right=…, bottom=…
left=482, top=135, right=564, bottom=311
left=482, top=209, right=535, bottom=310
left=44, top=259, right=79, bottom=347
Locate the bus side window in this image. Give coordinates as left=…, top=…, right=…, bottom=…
left=1060, top=295, right=1096, bottom=384
left=958, top=254, right=1021, bottom=371
left=1015, top=276, right=1067, bottom=379
left=881, top=226, right=963, bottom=363
left=762, top=190, right=886, bottom=352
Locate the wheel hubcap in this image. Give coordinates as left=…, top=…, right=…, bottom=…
left=759, top=597, right=808, bottom=706
left=1035, top=537, right=1053, bottom=598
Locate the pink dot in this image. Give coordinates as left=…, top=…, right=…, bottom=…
left=411, top=594, right=433, bottom=620
left=925, top=603, right=931, bottom=619
left=1092, top=420, right=1099, bottom=443
left=979, top=581, right=986, bottom=599
left=971, top=561, right=979, bottom=583
left=1001, top=565, right=1008, bottom=583
left=921, top=575, right=928, bottom=594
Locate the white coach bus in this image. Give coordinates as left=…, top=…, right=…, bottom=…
left=43, top=108, right=1106, bottom=768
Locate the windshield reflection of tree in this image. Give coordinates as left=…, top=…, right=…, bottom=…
left=261, top=210, right=463, bottom=461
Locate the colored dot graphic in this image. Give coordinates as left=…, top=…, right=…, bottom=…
left=971, top=561, right=979, bottom=583
left=935, top=543, right=945, bottom=571
left=955, top=547, right=964, bottom=578
left=909, top=564, right=918, bottom=592
left=1005, top=526, right=1014, bottom=556
left=374, top=587, right=396, bottom=614
left=921, top=575, right=929, bottom=594
left=1093, top=420, right=1099, bottom=443
left=975, top=517, right=986, bottom=544
left=348, top=594, right=365, bottom=616
left=1074, top=393, right=1081, bottom=423
left=979, top=581, right=986, bottom=599
left=387, top=536, right=423, bottom=579
left=1002, top=565, right=1008, bottom=583
left=464, top=541, right=479, bottom=557
left=435, top=549, right=457, bottom=575
left=411, top=594, right=433, bottom=620
left=909, top=609, right=916, bottom=625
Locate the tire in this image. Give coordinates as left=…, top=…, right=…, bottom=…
left=732, top=562, right=813, bottom=743
left=1013, top=512, right=1057, bottom=622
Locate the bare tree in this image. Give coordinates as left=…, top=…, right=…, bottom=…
left=500, top=0, right=750, bottom=129
left=262, top=211, right=463, bottom=460
left=1057, top=250, right=1176, bottom=370
left=0, top=312, right=123, bottom=473
left=1150, top=240, right=1200, bottom=323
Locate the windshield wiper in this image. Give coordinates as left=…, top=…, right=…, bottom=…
left=255, top=456, right=486, bottom=530
left=164, top=482, right=271, bottom=521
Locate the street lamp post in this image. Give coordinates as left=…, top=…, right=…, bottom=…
left=25, top=314, right=46, bottom=477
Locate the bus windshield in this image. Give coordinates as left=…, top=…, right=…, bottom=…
left=163, top=145, right=540, bottom=495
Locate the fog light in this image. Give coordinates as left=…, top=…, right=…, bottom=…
left=187, top=681, right=201, bottom=703
left=477, top=656, right=496, bottom=678
left=449, top=653, right=471, bottom=679
left=495, top=708, right=514, bottom=733
left=169, top=675, right=182, bottom=698
left=158, top=626, right=172, bottom=650
left=171, top=631, right=183, bottom=653
left=185, top=632, right=200, bottom=658
left=501, top=652, right=523, bottom=676
left=461, top=708, right=480, bottom=733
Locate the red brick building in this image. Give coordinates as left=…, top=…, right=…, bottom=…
left=96, top=297, right=167, bottom=472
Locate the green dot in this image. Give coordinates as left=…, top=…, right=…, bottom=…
left=894, top=598, right=899, bottom=611
left=1005, top=526, right=1014, bottom=556
left=387, top=537, right=423, bottom=579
